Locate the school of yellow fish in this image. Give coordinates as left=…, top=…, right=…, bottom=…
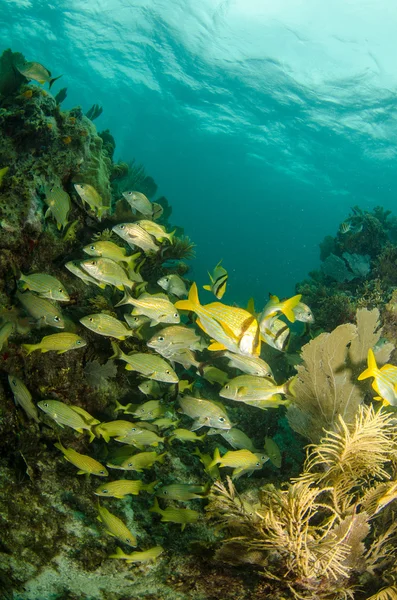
left=3, top=172, right=392, bottom=567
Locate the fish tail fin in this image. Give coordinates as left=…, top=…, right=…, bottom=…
left=358, top=348, right=378, bottom=380
left=54, top=439, right=66, bottom=453
left=49, top=74, right=62, bottom=89
left=125, top=251, right=142, bottom=270
left=109, top=547, right=125, bottom=559
left=168, top=229, right=176, bottom=243
left=203, top=285, right=211, bottom=291
left=149, top=497, right=161, bottom=514
left=87, top=428, right=96, bottom=443
left=110, top=341, right=122, bottom=360
left=114, top=288, right=134, bottom=308
left=157, top=452, right=166, bottom=464
left=22, top=343, right=36, bottom=355
left=175, top=282, right=200, bottom=311
left=143, top=480, right=158, bottom=494
left=246, top=297, right=256, bottom=315
left=284, top=375, right=297, bottom=398
left=281, top=294, right=302, bottom=323
left=208, top=447, right=221, bottom=469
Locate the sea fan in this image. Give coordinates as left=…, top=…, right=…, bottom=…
left=84, top=359, right=117, bottom=388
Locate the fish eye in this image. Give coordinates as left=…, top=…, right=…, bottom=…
left=54, top=316, right=60, bottom=322
left=127, top=462, right=133, bottom=467
left=224, top=385, right=229, bottom=390
left=90, top=245, right=95, bottom=250
left=91, top=260, right=96, bottom=265
left=11, top=379, right=17, bottom=386
left=158, top=336, right=164, bottom=342
left=126, top=537, right=132, bottom=543
left=133, top=317, right=139, bottom=321
left=166, top=370, right=170, bottom=375
left=163, top=490, right=168, bottom=495
left=99, top=470, right=106, bottom=475
left=58, top=288, right=63, bottom=293
left=127, top=192, right=133, bottom=196
left=218, top=417, right=225, bottom=423
left=174, top=313, right=178, bottom=318
left=164, top=277, right=169, bottom=282
left=261, top=455, right=267, bottom=461
left=89, top=317, right=94, bottom=322
left=43, top=402, right=49, bottom=407
left=256, top=462, right=261, bottom=467
left=76, top=340, right=82, bottom=345
left=120, top=225, right=125, bottom=230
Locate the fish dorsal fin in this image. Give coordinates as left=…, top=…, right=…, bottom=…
left=246, top=297, right=256, bottom=315
left=207, top=341, right=227, bottom=351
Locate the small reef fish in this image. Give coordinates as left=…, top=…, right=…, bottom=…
left=152, top=202, right=164, bottom=220
left=15, top=60, right=62, bottom=88
left=209, top=447, right=267, bottom=479
left=107, top=450, right=166, bottom=472
left=156, top=483, right=207, bottom=501
left=339, top=221, right=351, bottom=234
left=80, top=313, right=133, bottom=340
left=0, top=322, right=14, bottom=350
left=178, top=380, right=194, bottom=394
left=43, top=185, right=71, bottom=230
left=95, top=479, right=157, bottom=498
left=109, top=546, right=164, bottom=564
left=83, top=242, right=142, bottom=270
left=157, top=274, right=188, bottom=298
left=111, top=342, right=178, bottom=382
left=165, top=347, right=200, bottom=370
left=175, top=283, right=260, bottom=357
left=16, top=290, right=64, bottom=329
left=203, top=260, right=228, bottom=299
left=120, top=293, right=180, bottom=327
left=115, top=428, right=164, bottom=448
left=8, top=374, right=39, bottom=422
left=81, top=257, right=136, bottom=290
left=207, top=427, right=257, bottom=452
left=69, top=405, right=100, bottom=426
left=94, top=420, right=138, bottom=443
left=38, top=400, right=95, bottom=440
left=178, top=395, right=232, bottom=431
left=293, top=301, right=314, bottom=324
left=168, top=428, right=206, bottom=444
left=201, top=365, right=229, bottom=386
left=358, top=348, right=397, bottom=405
left=147, top=325, right=204, bottom=355
left=124, top=313, right=150, bottom=330
left=192, top=447, right=220, bottom=480
left=97, top=504, right=137, bottom=546
left=112, top=223, right=160, bottom=254
left=18, top=273, right=69, bottom=302
left=22, top=332, right=86, bottom=354
left=150, top=498, right=199, bottom=531
left=259, top=293, right=302, bottom=324
left=220, top=375, right=293, bottom=403
left=65, top=260, right=105, bottom=288
left=154, top=417, right=180, bottom=429
left=55, top=440, right=108, bottom=476
left=260, top=316, right=290, bottom=352
left=122, top=191, right=153, bottom=216
left=264, top=437, right=282, bottom=468
left=130, top=400, right=165, bottom=421
left=138, top=379, right=163, bottom=398
left=74, top=183, right=109, bottom=218
left=223, top=351, right=273, bottom=378
left=136, top=220, right=175, bottom=243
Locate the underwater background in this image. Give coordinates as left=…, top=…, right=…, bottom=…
left=2, top=2, right=397, bottom=600
left=3, top=0, right=397, bottom=302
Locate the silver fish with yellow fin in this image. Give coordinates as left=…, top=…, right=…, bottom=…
left=178, top=395, right=232, bottom=431
left=19, top=272, right=69, bottom=302
left=168, top=428, right=206, bottom=444
left=15, top=60, right=62, bottom=87
left=81, top=257, right=136, bottom=291
left=74, top=183, right=109, bottom=218
left=107, top=450, right=166, bottom=472
left=207, top=427, right=257, bottom=452
left=97, top=503, right=137, bottom=546
left=94, top=420, right=138, bottom=443
left=80, top=313, right=133, bottom=340
left=22, top=332, right=86, bottom=355
left=123, top=313, right=150, bottom=330
left=43, top=185, right=71, bottom=230
left=137, top=220, right=175, bottom=243
left=130, top=400, right=165, bottom=421
left=209, top=447, right=267, bottom=479
left=138, top=379, right=163, bottom=398
left=149, top=498, right=199, bottom=531
left=260, top=293, right=302, bottom=323
left=112, top=223, right=159, bottom=254
left=120, top=292, right=180, bottom=326
left=115, top=428, right=164, bottom=448
left=220, top=375, right=293, bottom=403
left=147, top=325, right=204, bottom=355
left=109, top=546, right=164, bottom=564
left=38, top=400, right=95, bottom=440
left=65, top=260, right=106, bottom=288
left=203, top=260, right=228, bottom=299
left=55, top=440, right=108, bottom=476
left=8, top=374, right=39, bottom=422
left=83, top=241, right=142, bottom=270
left=223, top=351, right=273, bottom=378
left=122, top=191, right=153, bottom=216
left=111, top=342, right=178, bottom=382
left=95, top=479, right=157, bottom=498
left=156, top=483, right=207, bottom=501
left=16, top=290, right=64, bottom=329
left=157, top=274, right=187, bottom=298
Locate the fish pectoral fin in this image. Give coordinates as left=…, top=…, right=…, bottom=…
left=77, top=470, right=87, bottom=475
left=125, top=365, right=133, bottom=371
left=150, top=320, right=159, bottom=327
left=207, top=341, right=226, bottom=351
left=181, top=523, right=186, bottom=532
left=237, top=386, right=248, bottom=396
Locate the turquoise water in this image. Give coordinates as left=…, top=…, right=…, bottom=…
left=2, top=0, right=397, bottom=303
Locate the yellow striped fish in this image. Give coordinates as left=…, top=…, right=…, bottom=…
left=38, top=400, right=94, bottom=439
left=168, top=429, right=206, bottom=444
left=223, top=351, right=273, bottom=378
left=120, top=292, right=180, bottom=327
left=122, top=191, right=153, bottom=216
left=107, top=451, right=166, bottom=472
left=136, top=220, right=175, bottom=243
left=179, top=395, right=232, bottom=431
left=203, top=260, right=228, bottom=299
left=19, top=273, right=69, bottom=302
left=65, top=260, right=106, bottom=288
left=8, top=374, right=39, bottom=422
left=55, top=440, right=108, bottom=476
left=43, top=184, right=71, bottom=230
left=22, top=332, right=86, bottom=354
left=81, top=258, right=135, bottom=291
left=111, top=342, right=178, bottom=383
left=94, top=420, right=138, bottom=443
left=112, top=223, right=159, bottom=253
left=83, top=241, right=142, bottom=269
left=109, top=546, right=164, bottom=564
left=130, top=400, right=165, bottom=421
left=95, top=479, right=157, bottom=498
left=97, top=503, right=136, bottom=546
left=150, top=498, right=199, bottom=530
left=220, top=375, right=293, bottom=402
left=207, top=427, right=257, bottom=452
left=156, top=483, right=207, bottom=501
left=16, top=290, right=64, bottom=328
left=74, top=183, right=109, bottom=219
left=115, top=428, right=164, bottom=448
left=79, top=313, right=133, bottom=340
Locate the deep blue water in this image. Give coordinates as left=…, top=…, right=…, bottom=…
left=3, top=0, right=397, bottom=306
